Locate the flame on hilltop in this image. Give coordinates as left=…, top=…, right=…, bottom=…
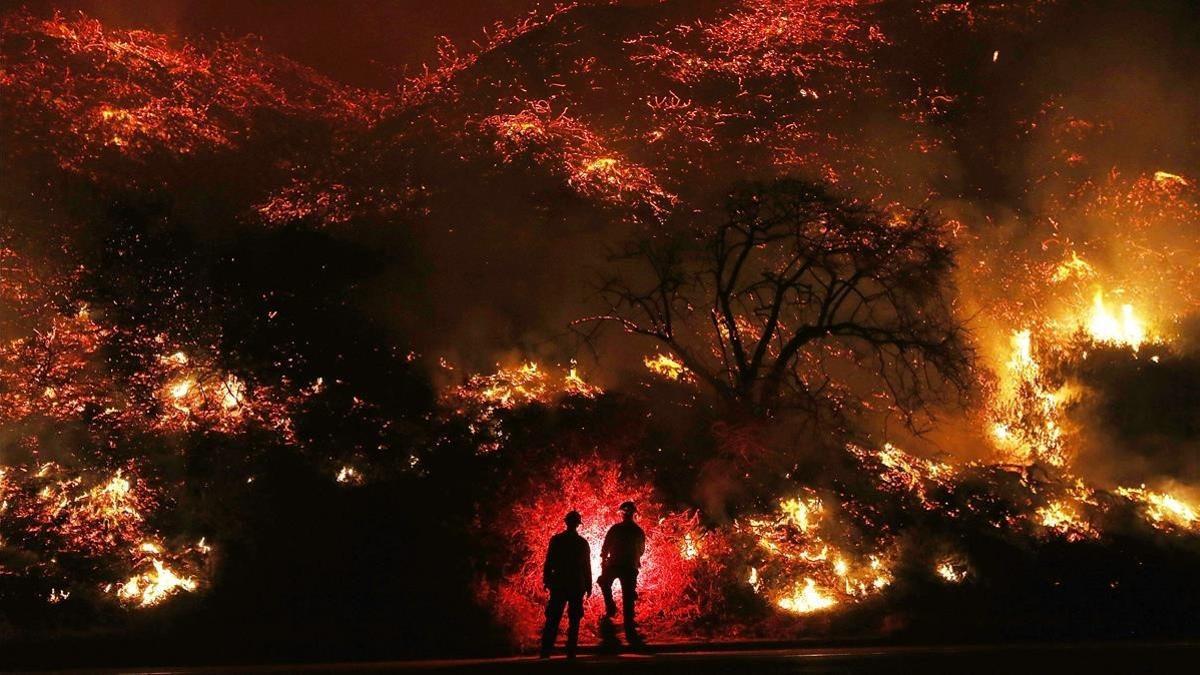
left=1085, top=290, right=1147, bottom=351
left=441, top=361, right=601, bottom=453
left=445, top=361, right=601, bottom=413
left=984, top=283, right=1159, bottom=468
left=1116, top=486, right=1200, bottom=533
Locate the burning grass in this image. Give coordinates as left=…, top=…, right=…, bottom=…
left=440, top=361, right=601, bottom=453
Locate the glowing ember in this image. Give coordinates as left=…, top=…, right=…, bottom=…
left=1, top=10, right=380, bottom=174
left=445, top=361, right=600, bottom=412
left=153, top=351, right=302, bottom=437
left=441, top=361, right=602, bottom=452
left=935, top=559, right=968, bottom=583
left=481, top=103, right=676, bottom=217
left=336, top=466, right=364, bottom=485
left=681, top=532, right=700, bottom=560
left=850, top=443, right=956, bottom=510
left=1153, top=171, right=1189, bottom=188
left=39, top=468, right=152, bottom=557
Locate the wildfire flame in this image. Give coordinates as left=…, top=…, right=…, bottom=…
left=441, top=361, right=602, bottom=452
left=644, top=352, right=692, bottom=382
left=1085, top=290, right=1147, bottom=351
left=779, top=495, right=821, bottom=533
left=746, top=488, right=894, bottom=614
left=1116, top=486, right=1200, bottom=532
left=1036, top=500, right=1099, bottom=542
left=116, top=558, right=198, bottom=607
left=988, top=329, right=1069, bottom=466
left=777, top=578, right=837, bottom=614
left=935, top=559, right=968, bottom=583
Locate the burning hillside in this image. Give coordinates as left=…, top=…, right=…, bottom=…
left=3, top=0, right=1200, bottom=667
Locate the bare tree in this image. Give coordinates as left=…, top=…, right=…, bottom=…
left=579, top=179, right=972, bottom=430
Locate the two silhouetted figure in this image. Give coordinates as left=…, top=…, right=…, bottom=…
left=539, top=501, right=646, bottom=659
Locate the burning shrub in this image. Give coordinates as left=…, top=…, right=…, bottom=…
left=738, top=489, right=895, bottom=618
left=0, top=10, right=380, bottom=174
left=439, top=361, right=601, bottom=453
left=479, top=102, right=676, bottom=218
left=0, top=462, right=211, bottom=610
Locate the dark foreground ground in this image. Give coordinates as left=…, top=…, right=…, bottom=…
left=35, top=642, right=1200, bottom=675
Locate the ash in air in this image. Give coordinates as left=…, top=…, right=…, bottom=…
left=2, top=0, right=1200, bottom=668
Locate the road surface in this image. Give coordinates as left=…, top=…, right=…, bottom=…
left=59, top=642, right=1200, bottom=674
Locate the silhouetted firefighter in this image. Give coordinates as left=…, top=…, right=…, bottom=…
left=598, top=501, right=646, bottom=647
left=540, top=510, right=592, bottom=659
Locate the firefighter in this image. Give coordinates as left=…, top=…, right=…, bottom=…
left=597, top=500, right=646, bottom=646
left=540, top=510, right=592, bottom=659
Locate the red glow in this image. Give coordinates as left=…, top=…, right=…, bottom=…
left=481, top=456, right=705, bottom=647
